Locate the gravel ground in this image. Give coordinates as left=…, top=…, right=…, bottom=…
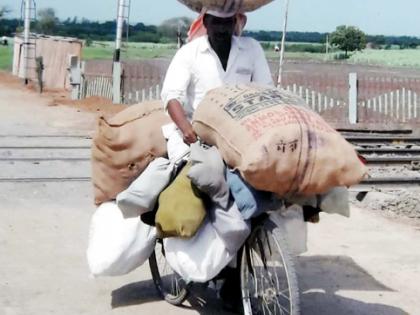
left=367, top=165, right=420, bottom=177
left=351, top=189, right=420, bottom=223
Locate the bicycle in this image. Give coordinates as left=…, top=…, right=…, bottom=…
left=148, top=211, right=301, bottom=314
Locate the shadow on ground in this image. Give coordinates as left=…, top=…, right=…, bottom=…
left=111, top=279, right=236, bottom=314
left=110, top=255, right=407, bottom=315
left=297, top=255, right=408, bottom=315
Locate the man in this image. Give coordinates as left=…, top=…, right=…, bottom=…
left=161, top=9, right=274, bottom=160
left=160, top=8, right=273, bottom=311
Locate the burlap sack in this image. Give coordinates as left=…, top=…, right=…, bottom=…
left=192, top=85, right=367, bottom=197
left=178, top=0, right=274, bottom=13
left=91, top=101, right=171, bottom=205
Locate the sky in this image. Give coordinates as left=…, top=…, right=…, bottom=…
left=2, top=0, right=420, bottom=37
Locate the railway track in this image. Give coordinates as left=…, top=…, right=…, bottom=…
left=0, top=135, right=92, bottom=183
left=1, top=134, right=419, bottom=190
left=346, top=134, right=420, bottom=189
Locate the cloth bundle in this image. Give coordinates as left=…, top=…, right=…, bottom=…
left=155, top=163, right=207, bottom=239
left=116, top=158, right=175, bottom=218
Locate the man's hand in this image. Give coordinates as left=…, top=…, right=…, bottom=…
left=181, top=125, right=197, bottom=145
left=167, top=99, right=198, bottom=145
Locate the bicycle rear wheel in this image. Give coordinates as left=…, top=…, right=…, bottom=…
left=149, top=239, right=189, bottom=305
left=240, top=216, right=300, bottom=315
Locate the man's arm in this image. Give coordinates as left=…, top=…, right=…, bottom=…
left=167, top=99, right=197, bottom=144
left=161, top=45, right=197, bottom=144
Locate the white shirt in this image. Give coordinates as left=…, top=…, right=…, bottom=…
left=161, top=35, right=274, bottom=120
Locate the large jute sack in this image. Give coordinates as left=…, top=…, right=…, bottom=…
left=177, top=0, right=274, bottom=13
left=192, top=85, right=367, bottom=197
left=91, top=101, right=171, bottom=205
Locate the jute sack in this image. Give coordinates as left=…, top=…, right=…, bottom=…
left=192, top=85, right=367, bottom=197
left=91, top=101, right=171, bottom=205
left=177, top=0, right=274, bottom=13
left=155, top=163, right=207, bottom=239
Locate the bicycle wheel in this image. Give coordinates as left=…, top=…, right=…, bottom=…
left=240, top=216, right=300, bottom=315
left=148, top=239, right=189, bottom=305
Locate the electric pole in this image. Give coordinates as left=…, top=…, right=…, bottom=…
left=23, top=0, right=32, bottom=85
left=277, top=0, right=290, bottom=88
left=113, top=0, right=128, bottom=103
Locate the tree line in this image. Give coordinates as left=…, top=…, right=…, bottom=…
left=1, top=8, right=419, bottom=49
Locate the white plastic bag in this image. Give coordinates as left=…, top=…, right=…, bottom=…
left=269, top=206, right=308, bottom=256
left=164, top=219, right=234, bottom=283
left=319, top=186, right=350, bottom=217
left=86, top=202, right=157, bottom=277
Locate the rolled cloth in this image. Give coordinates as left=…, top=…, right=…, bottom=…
left=206, top=9, right=236, bottom=17
left=187, top=7, right=247, bottom=42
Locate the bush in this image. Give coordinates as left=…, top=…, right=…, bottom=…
left=334, top=52, right=349, bottom=60
left=286, top=43, right=325, bottom=53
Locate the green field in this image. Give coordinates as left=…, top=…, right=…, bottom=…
left=82, top=41, right=178, bottom=60
left=2, top=39, right=420, bottom=71
left=0, top=44, right=13, bottom=71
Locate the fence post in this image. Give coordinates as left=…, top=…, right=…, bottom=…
left=311, top=91, right=315, bottom=110
left=156, top=84, right=161, bottom=99
left=402, top=88, right=406, bottom=122
left=349, top=73, right=358, bottom=124
left=112, top=61, right=122, bottom=104
left=408, top=90, right=412, bottom=120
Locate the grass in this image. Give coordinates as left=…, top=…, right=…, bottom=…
left=0, top=44, right=14, bottom=71
left=265, top=50, right=327, bottom=61
left=348, top=48, right=420, bottom=68
left=82, top=41, right=178, bottom=60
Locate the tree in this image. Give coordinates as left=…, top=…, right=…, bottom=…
left=158, top=17, right=193, bottom=42
left=0, top=6, right=10, bottom=19
left=330, top=25, right=367, bottom=57
left=36, top=8, right=59, bottom=35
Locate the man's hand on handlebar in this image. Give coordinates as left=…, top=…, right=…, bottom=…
left=167, top=99, right=198, bottom=145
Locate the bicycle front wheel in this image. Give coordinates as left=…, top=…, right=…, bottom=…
left=148, top=239, right=189, bottom=306
left=240, top=217, right=300, bottom=315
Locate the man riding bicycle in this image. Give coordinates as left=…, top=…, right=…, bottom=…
left=160, top=7, right=274, bottom=311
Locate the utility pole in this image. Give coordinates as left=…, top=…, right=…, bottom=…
left=325, top=34, right=329, bottom=61
left=113, top=0, right=128, bottom=103
left=277, top=0, right=290, bottom=88
left=23, top=0, right=32, bottom=85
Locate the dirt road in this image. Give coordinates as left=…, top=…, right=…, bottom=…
left=0, top=75, right=419, bottom=315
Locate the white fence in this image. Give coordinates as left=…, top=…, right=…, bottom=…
left=83, top=76, right=113, bottom=99
left=360, top=88, right=418, bottom=122
left=284, top=83, right=345, bottom=113
left=284, top=81, right=420, bottom=123
left=124, top=84, right=161, bottom=104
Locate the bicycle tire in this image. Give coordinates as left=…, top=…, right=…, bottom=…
left=240, top=216, right=300, bottom=315
left=149, top=241, right=189, bottom=306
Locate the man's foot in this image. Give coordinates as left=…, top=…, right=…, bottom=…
left=219, top=267, right=243, bottom=314
left=303, top=205, right=321, bottom=223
